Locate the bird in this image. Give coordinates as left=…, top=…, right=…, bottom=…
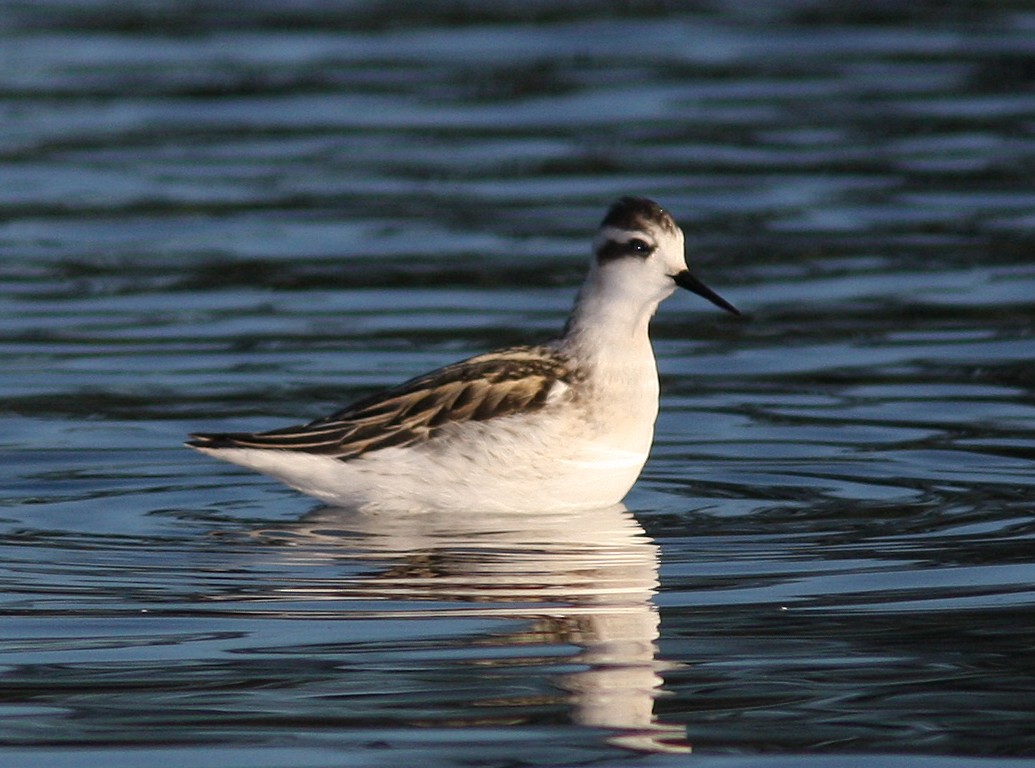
left=187, top=197, right=740, bottom=512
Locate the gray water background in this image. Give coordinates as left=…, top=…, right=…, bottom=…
left=2, top=1, right=1035, bottom=766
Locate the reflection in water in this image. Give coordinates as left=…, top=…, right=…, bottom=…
left=248, top=504, right=689, bottom=754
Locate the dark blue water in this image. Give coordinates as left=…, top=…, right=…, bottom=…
left=2, top=1, right=1035, bottom=766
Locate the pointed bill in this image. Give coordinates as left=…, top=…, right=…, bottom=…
left=673, top=270, right=740, bottom=316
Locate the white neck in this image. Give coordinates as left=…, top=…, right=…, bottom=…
left=560, top=266, right=672, bottom=374
left=557, top=264, right=667, bottom=459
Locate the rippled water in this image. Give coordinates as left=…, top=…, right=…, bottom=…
left=3, top=1, right=1035, bottom=766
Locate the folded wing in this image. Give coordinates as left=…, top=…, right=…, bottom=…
left=187, top=346, right=574, bottom=459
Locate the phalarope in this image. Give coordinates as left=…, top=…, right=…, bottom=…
left=188, top=197, right=739, bottom=512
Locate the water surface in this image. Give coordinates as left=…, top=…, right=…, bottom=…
left=2, top=1, right=1035, bottom=765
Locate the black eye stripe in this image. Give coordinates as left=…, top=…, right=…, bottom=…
left=596, top=238, right=654, bottom=262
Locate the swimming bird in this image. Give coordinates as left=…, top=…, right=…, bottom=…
left=187, top=197, right=739, bottom=512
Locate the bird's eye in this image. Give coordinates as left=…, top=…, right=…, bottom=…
left=627, top=238, right=652, bottom=255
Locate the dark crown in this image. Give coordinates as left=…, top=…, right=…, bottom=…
left=600, top=196, right=677, bottom=233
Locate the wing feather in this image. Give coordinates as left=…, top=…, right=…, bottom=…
left=187, top=346, right=576, bottom=459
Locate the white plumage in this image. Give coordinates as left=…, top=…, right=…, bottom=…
left=188, top=197, right=739, bottom=512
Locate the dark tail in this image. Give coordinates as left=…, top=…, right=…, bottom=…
left=186, top=425, right=346, bottom=452
left=186, top=432, right=255, bottom=449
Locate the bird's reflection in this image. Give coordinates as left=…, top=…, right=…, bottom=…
left=245, top=503, right=689, bottom=754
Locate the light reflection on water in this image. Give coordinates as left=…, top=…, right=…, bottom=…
left=2, top=0, right=1035, bottom=765
left=242, top=504, right=688, bottom=753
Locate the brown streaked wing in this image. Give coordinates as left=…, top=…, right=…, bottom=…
left=186, top=346, right=574, bottom=459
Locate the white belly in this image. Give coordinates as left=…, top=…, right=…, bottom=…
left=197, top=406, right=655, bottom=513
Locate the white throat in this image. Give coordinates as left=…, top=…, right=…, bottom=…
left=565, top=260, right=675, bottom=337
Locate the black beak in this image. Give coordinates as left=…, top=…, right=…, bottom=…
left=673, top=270, right=740, bottom=316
